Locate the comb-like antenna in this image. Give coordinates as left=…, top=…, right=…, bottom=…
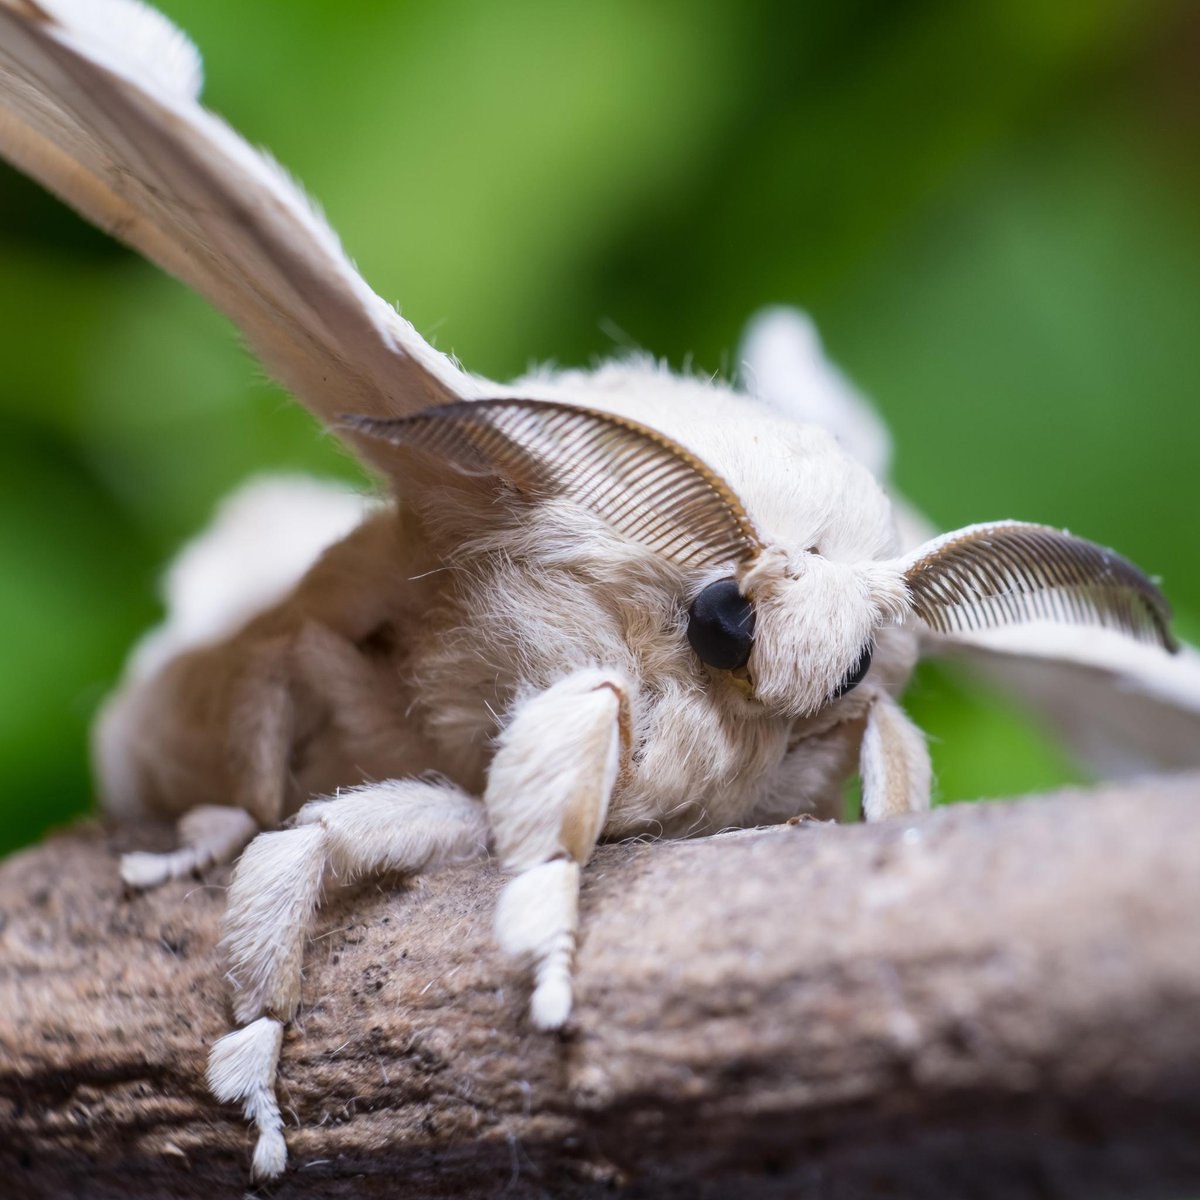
left=903, top=521, right=1176, bottom=651
left=347, top=399, right=763, bottom=570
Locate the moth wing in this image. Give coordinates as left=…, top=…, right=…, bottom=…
left=0, top=0, right=479, bottom=473
left=922, top=623, right=1200, bottom=777
left=737, top=306, right=893, bottom=479
left=737, top=306, right=936, bottom=549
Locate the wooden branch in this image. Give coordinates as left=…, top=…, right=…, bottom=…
left=2, top=778, right=1200, bottom=1199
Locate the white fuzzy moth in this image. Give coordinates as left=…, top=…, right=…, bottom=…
left=3, top=0, right=1199, bottom=1183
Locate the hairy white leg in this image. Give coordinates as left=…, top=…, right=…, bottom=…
left=859, top=690, right=932, bottom=821
left=120, top=805, right=258, bottom=889
left=494, top=859, right=580, bottom=1030
left=207, top=1016, right=287, bottom=1180
left=487, top=668, right=627, bottom=1030
left=208, top=777, right=487, bottom=1180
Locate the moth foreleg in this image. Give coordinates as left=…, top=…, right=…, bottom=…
left=208, top=777, right=487, bottom=1180
left=486, top=669, right=628, bottom=1030
left=859, top=690, right=932, bottom=821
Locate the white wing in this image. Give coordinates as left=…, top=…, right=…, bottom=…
left=737, top=306, right=935, bottom=550
left=0, top=0, right=481, bottom=471
left=924, top=624, right=1200, bottom=777
left=737, top=306, right=893, bottom=480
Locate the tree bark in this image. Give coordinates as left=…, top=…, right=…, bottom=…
left=1, top=777, right=1199, bottom=1200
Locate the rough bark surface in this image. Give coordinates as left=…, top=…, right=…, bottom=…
left=1, top=777, right=1199, bottom=1200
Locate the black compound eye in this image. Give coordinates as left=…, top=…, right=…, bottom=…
left=832, top=642, right=873, bottom=699
left=687, top=577, right=755, bottom=670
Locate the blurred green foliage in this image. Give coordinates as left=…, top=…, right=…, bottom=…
left=1, top=0, right=1197, bottom=854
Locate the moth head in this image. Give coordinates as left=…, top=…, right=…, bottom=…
left=347, top=401, right=1178, bottom=716
left=729, top=549, right=910, bottom=716
left=347, top=398, right=905, bottom=711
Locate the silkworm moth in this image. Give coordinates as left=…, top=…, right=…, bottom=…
left=2, top=0, right=1197, bottom=1180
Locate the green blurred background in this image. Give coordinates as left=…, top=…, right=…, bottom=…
left=1, top=0, right=1197, bottom=854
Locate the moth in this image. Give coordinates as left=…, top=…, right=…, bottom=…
left=4, top=0, right=1199, bottom=1183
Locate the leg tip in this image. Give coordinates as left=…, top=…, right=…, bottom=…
left=530, top=976, right=572, bottom=1031
left=251, top=1128, right=288, bottom=1180
left=119, top=851, right=170, bottom=890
